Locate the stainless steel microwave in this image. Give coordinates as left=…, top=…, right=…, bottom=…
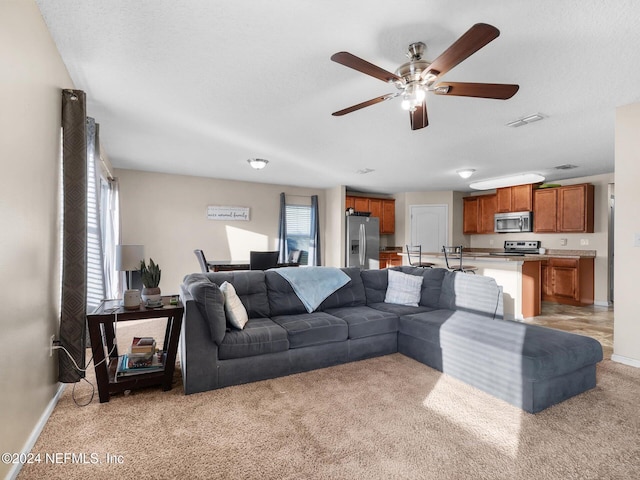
left=494, top=211, right=533, bottom=233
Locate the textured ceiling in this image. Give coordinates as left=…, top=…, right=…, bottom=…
left=37, top=0, right=640, bottom=193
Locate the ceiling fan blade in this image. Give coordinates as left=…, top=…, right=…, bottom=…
left=434, top=82, right=519, bottom=99
left=332, top=93, right=399, bottom=116
left=410, top=101, right=429, bottom=130
left=331, top=52, right=403, bottom=84
left=421, top=23, right=500, bottom=80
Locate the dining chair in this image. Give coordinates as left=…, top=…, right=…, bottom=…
left=193, top=249, right=210, bottom=273
left=442, top=245, right=477, bottom=274
left=405, top=245, right=434, bottom=268
left=249, top=251, right=280, bottom=270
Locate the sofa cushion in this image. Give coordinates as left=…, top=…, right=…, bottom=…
left=317, top=267, right=367, bottom=310
left=324, top=305, right=398, bottom=339
left=220, top=281, right=249, bottom=330
left=361, top=267, right=446, bottom=308
left=384, top=269, right=423, bottom=306
left=271, top=312, right=348, bottom=348
left=265, top=271, right=308, bottom=316
left=438, top=270, right=503, bottom=318
left=398, top=309, right=463, bottom=347
left=218, top=317, right=289, bottom=360
left=186, top=279, right=227, bottom=345
left=369, top=302, right=435, bottom=317
left=196, top=271, right=271, bottom=318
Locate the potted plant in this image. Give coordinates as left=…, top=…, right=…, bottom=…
left=140, top=258, right=162, bottom=305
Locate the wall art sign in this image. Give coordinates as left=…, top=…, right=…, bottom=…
left=207, top=205, right=250, bottom=221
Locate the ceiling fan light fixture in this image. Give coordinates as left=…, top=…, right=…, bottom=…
left=457, top=169, right=476, bottom=179
left=247, top=158, right=269, bottom=170
left=469, top=173, right=545, bottom=190
left=401, top=84, right=425, bottom=111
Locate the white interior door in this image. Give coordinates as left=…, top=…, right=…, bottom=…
left=410, top=204, right=448, bottom=254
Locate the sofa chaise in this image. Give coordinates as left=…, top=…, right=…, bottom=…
left=180, top=266, right=603, bottom=413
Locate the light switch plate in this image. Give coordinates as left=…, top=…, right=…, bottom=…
left=634, top=232, right=640, bottom=247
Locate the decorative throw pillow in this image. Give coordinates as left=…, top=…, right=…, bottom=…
left=220, top=281, right=249, bottom=330
left=384, top=269, right=423, bottom=306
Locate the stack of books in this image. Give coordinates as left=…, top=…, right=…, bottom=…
left=116, top=337, right=164, bottom=377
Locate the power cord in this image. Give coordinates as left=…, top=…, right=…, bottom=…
left=52, top=309, right=120, bottom=406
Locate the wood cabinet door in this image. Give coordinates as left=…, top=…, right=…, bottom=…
left=496, top=188, right=512, bottom=213
left=381, top=199, right=395, bottom=234
left=557, top=184, right=594, bottom=232
left=388, top=253, right=402, bottom=267
left=550, top=265, right=579, bottom=300
left=345, top=196, right=355, bottom=210
left=479, top=194, right=497, bottom=233
left=369, top=198, right=383, bottom=220
left=541, top=261, right=551, bottom=299
left=533, top=188, right=558, bottom=232
left=463, top=197, right=480, bottom=234
left=511, top=184, right=533, bottom=211
left=353, top=197, right=370, bottom=212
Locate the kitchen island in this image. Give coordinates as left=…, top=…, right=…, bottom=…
left=400, top=249, right=595, bottom=320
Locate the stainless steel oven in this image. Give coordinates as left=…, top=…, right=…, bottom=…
left=494, top=211, right=533, bottom=233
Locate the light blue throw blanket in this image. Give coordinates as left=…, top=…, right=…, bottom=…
left=274, top=267, right=350, bottom=313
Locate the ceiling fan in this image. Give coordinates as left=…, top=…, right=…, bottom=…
left=331, top=23, right=519, bottom=130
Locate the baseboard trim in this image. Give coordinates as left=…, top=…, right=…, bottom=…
left=7, top=383, right=66, bottom=480
left=611, top=354, right=640, bottom=368
left=593, top=300, right=611, bottom=307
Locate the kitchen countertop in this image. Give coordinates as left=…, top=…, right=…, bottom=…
left=406, top=248, right=596, bottom=261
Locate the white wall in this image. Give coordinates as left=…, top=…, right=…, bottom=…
left=613, top=103, right=640, bottom=366
left=116, top=169, right=330, bottom=293
left=468, top=173, right=614, bottom=305
left=0, top=2, right=73, bottom=477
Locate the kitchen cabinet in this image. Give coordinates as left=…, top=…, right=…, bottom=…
left=541, top=257, right=594, bottom=306
left=345, top=195, right=395, bottom=234
left=379, top=251, right=402, bottom=269
left=533, top=184, right=594, bottom=233
left=463, top=194, right=496, bottom=234
left=496, top=184, right=534, bottom=213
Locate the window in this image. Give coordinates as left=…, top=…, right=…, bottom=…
left=285, top=204, right=311, bottom=265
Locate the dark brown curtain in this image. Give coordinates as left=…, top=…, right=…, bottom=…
left=59, top=89, right=87, bottom=382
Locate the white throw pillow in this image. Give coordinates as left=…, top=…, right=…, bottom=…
left=384, top=270, right=423, bottom=307
left=219, top=281, right=249, bottom=330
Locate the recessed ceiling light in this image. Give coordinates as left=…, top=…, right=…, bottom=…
left=356, top=168, right=375, bottom=174
left=247, top=158, right=269, bottom=170
left=469, top=173, right=545, bottom=190
left=506, top=113, right=546, bottom=127
left=554, top=164, right=578, bottom=170
left=457, top=169, right=476, bottom=179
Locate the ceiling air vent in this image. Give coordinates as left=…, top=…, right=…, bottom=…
left=506, top=113, right=546, bottom=127
left=554, top=164, right=578, bottom=170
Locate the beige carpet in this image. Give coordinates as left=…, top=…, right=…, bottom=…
left=19, top=333, right=640, bottom=479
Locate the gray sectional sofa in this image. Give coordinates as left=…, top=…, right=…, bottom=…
left=180, top=266, right=603, bottom=413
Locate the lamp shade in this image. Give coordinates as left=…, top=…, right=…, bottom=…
left=115, top=245, right=144, bottom=271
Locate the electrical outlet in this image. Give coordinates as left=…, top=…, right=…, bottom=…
left=580, top=239, right=589, bottom=246
left=50, top=335, right=56, bottom=357
left=489, top=239, right=494, bottom=246
left=560, top=238, right=568, bottom=246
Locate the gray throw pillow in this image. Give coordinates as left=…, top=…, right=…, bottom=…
left=188, top=280, right=227, bottom=345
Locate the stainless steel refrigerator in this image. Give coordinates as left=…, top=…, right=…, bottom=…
left=345, top=216, right=380, bottom=269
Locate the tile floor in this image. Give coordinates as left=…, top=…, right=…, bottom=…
left=523, top=302, right=614, bottom=359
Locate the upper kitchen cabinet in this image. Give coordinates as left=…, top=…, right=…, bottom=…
left=463, top=194, right=497, bottom=234
left=533, top=184, right=594, bottom=233
left=345, top=195, right=395, bottom=234
left=496, top=184, right=534, bottom=213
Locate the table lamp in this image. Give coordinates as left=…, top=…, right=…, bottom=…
left=115, top=244, right=144, bottom=290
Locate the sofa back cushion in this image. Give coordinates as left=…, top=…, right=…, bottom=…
left=265, top=267, right=366, bottom=316
left=361, top=267, right=445, bottom=308
left=438, top=270, right=503, bottom=318
left=188, top=271, right=270, bottom=318
left=317, top=267, right=366, bottom=310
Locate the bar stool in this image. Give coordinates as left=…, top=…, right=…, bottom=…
left=405, top=245, right=435, bottom=268
left=442, top=245, right=477, bottom=274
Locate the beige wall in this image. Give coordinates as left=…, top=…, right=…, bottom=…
left=116, top=169, right=331, bottom=292
left=613, top=103, right=640, bottom=366
left=324, top=185, right=345, bottom=267
left=0, top=1, right=73, bottom=477
left=468, top=173, right=614, bottom=305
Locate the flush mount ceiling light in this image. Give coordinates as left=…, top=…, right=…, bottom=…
left=506, top=112, right=546, bottom=127
left=247, top=158, right=269, bottom=170
left=356, top=168, right=375, bottom=175
left=469, top=173, right=545, bottom=190
left=457, top=169, right=476, bottom=179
